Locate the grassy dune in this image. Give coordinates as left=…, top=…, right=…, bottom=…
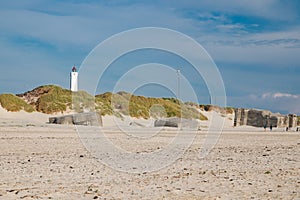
left=2, top=85, right=208, bottom=120
left=35, top=85, right=72, bottom=114
left=0, top=94, right=35, bottom=112
left=96, top=92, right=208, bottom=120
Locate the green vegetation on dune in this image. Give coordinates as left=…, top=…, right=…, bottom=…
left=35, top=85, right=72, bottom=114
left=34, top=85, right=96, bottom=114
left=2, top=85, right=298, bottom=123
left=72, top=90, right=95, bottom=113
left=1, top=85, right=208, bottom=120
left=95, top=92, right=114, bottom=116
left=95, top=92, right=207, bottom=120
left=225, top=107, right=234, bottom=114
left=0, top=94, right=35, bottom=112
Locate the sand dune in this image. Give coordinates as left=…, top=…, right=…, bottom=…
left=0, top=109, right=299, bottom=199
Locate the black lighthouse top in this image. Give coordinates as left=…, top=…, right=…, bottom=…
left=72, top=66, right=77, bottom=72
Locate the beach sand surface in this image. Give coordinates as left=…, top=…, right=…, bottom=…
left=0, top=109, right=299, bottom=199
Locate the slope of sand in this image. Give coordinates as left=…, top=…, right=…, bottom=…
left=0, top=109, right=299, bottom=199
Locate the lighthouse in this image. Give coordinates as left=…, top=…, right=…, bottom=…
left=70, top=66, right=78, bottom=92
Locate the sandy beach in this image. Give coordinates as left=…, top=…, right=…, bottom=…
left=0, top=109, right=299, bottom=199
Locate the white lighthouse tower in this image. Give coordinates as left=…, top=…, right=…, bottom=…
left=70, top=66, right=78, bottom=92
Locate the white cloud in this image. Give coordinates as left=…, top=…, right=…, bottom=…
left=200, top=26, right=300, bottom=69
left=254, top=92, right=300, bottom=114
left=228, top=92, right=300, bottom=115
left=262, top=92, right=299, bottom=99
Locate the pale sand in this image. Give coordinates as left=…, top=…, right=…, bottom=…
left=0, top=109, right=299, bottom=199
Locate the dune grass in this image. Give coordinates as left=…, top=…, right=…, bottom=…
left=1, top=85, right=208, bottom=120
left=95, top=91, right=207, bottom=120
left=34, top=85, right=97, bottom=114
left=35, top=85, right=72, bottom=114
left=0, top=94, right=35, bottom=112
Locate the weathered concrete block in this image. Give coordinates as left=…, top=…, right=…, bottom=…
left=49, top=112, right=102, bottom=126
left=154, top=118, right=178, bottom=128
left=234, top=108, right=298, bottom=128
left=57, top=115, right=73, bottom=125
left=154, top=117, right=198, bottom=129
left=49, top=117, right=57, bottom=124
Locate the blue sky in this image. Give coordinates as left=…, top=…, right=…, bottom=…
left=0, top=0, right=300, bottom=114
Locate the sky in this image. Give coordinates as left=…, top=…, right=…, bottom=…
left=0, top=0, right=300, bottom=114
